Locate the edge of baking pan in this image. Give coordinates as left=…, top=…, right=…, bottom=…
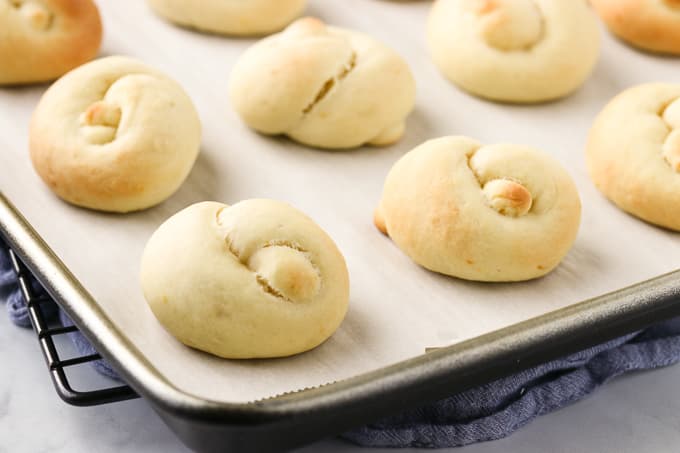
left=3, top=190, right=680, bottom=452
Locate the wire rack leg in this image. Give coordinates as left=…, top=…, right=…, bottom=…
left=7, top=245, right=138, bottom=406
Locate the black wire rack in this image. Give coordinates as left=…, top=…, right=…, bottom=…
left=7, top=244, right=138, bottom=406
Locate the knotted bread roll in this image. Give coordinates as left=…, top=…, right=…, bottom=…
left=427, top=0, right=600, bottom=103
left=587, top=83, right=680, bottom=230
left=229, top=17, right=416, bottom=149
left=375, top=136, right=581, bottom=282
left=0, top=0, right=102, bottom=85
left=147, top=0, right=305, bottom=36
left=140, top=200, right=350, bottom=359
left=591, top=0, right=680, bottom=55
left=30, top=56, right=202, bottom=213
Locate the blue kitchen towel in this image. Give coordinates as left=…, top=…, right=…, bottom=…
left=1, top=238, right=120, bottom=380
left=58, top=310, right=123, bottom=380
left=0, top=240, right=58, bottom=327
left=344, top=320, right=680, bottom=448
left=3, top=237, right=680, bottom=449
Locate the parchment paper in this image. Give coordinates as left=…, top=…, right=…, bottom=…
left=1, top=0, right=679, bottom=403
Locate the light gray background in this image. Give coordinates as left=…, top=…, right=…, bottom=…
left=2, top=311, right=680, bottom=452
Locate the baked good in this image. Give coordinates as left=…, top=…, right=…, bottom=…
left=30, top=56, right=201, bottom=213
left=591, top=0, right=680, bottom=55
left=140, top=199, right=350, bottom=359
left=375, top=136, right=581, bottom=282
left=0, top=0, right=102, bottom=85
left=426, top=0, right=600, bottom=103
left=229, top=17, right=416, bottom=149
left=147, top=0, right=306, bottom=36
left=586, top=83, right=680, bottom=230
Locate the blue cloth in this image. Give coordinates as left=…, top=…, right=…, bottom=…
left=343, top=321, right=680, bottom=448
left=58, top=310, right=124, bottom=380
left=0, top=242, right=58, bottom=327
left=1, top=237, right=120, bottom=380
left=2, top=236, right=680, bottom=448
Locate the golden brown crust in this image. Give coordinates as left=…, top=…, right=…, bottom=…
left=590, top=0, right=680, bottom=55
left=0, top=0, right=102, bottom=85
left=586, top=83, right=680, bottom=230
left=376, top=136, right=581, bottom=282
left=482, top=179, right=533, bottom=217
left=29, top=56, right=202, bottom=213
left=373, top=206, right=388, bottom=235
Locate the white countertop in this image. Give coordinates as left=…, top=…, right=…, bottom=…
left=2, top=309, right=679, bottom=453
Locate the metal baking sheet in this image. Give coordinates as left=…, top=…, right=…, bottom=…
left=1, top=0, right=679, bottom=408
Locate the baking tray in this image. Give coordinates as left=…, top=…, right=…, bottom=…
left=2, top=0, right=680, bottom=451
left=3, top=195, right=680, bottom=452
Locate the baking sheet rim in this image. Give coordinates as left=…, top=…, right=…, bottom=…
left=3, top=190, right=680, bottom=422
